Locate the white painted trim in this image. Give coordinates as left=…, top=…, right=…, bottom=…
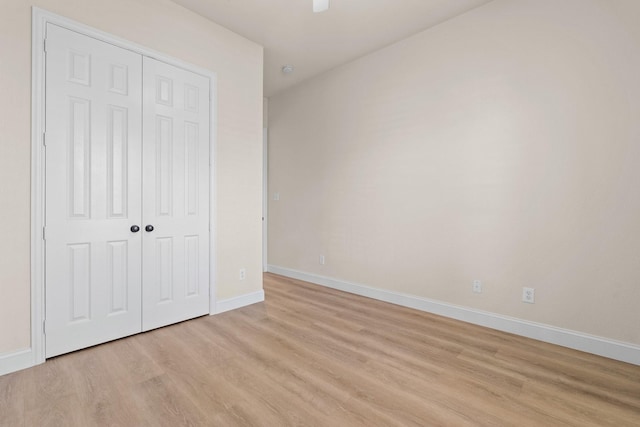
left=262, top=127, right=268, bottom=272
left=209, top=72, right=219, bottom=313
left=28, top=7, right=218, bottom=376
left=33, top=8, right=216, bottom=78
left=267, top=265, right=640, bottom=366
left=213, top=290, right=265, bottom=315
left=0, top=349, right=34, bottom=376
left=30, top=7, right=48, bottom=369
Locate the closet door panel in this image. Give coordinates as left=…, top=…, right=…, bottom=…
left=45, top=24, right=143, bottom=357
left=142, top=57, right=210, bottom=331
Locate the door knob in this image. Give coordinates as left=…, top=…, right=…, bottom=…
left=145, top=225, right=154, bottom=232
left=130, top=225, right=140, bottom=233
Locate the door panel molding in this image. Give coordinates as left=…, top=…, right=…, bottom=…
left=44, top=23, right=144, bottom=358
left=141, top=57, right=210, bottom=331
left=31, top=7, right=218, bottom=366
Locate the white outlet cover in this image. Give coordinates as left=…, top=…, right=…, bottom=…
left=522, top=287, right=535, bottom=303
left=472, top=280, right=482, bottom=293
left=313, top=0, right=330, bottom=13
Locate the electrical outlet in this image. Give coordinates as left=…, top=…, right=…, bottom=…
left=273, top=192, right=280, bottom=201
left=522, top=287, right=535, bottom=304
left=319, top=255, right=325, bottom=265
left=472, top=280, right=482, bottom=293
left=239, top=268, right=246, bottom=281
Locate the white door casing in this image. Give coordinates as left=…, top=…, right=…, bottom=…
left=44, top=22, right=212, bottom=357
left=263, top=127, right=268, bottom=272
left=141, top=57, right=210, bottom=331
left=45, top=24, right=143, bottom=357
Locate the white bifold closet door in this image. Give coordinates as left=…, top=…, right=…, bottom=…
left=44, top=24, right=210, bottom=358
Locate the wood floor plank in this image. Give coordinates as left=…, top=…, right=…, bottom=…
left=68, top=345, right=144, bottom=426
left=23, top=393, right=87, bottom=427
left=1, top=272, right=639, bottom=426
left=100, top=334, right=165, bottom=387
left=496, top=345, right=640, bottom=410
left=23, top=356, right=77, bottom=413
left=128, top=373, right=211, bottom=427
left=0, top=371, right=25, bottom=427
left=520, top=379, right=640, bottom=427
left=137, top=325, right=252, bottom=419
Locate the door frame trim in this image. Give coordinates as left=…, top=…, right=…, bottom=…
left=31, top=7, right=218, bottom=365
left=262, top=127, right=268, bottom=272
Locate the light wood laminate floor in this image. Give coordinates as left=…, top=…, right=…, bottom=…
left=1, top=273, right=639, bottom=426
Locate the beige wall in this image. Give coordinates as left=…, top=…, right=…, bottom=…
left=268, top=0, right=640, bottom=345
left=0, top=0, right=263, bottom=354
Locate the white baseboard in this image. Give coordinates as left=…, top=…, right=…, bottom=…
left=0, top=348, right=36, bottom=376
left=213, top=290, right=265, bottom=315
left=267, top=265, right=640, bottom=366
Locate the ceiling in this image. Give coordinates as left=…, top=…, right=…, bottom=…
left=171, top=0, right=494, bottom=97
